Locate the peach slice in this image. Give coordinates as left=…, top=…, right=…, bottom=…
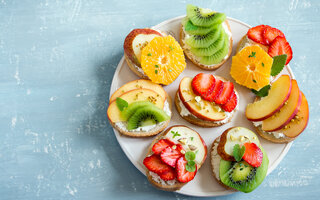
left=179, top=77, right=226, bottom=121
left=262, top=80, right=301, bottom=132
left=123, top=29, right=162, bottom=67
left=109, top=79, right=166, bottom=103
left=280, top=92, right=309, bottom=138
left=246, top=75, right=292, bottom=121
left=107, top=88, right=165, bottom=123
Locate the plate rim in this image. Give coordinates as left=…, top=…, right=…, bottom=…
left=110, top=16, right=294, bottom=197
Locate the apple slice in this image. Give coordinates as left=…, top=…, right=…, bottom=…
left=246, top=75, right=292, bottom=121
left=279, top=92, right=309, bottom=138
left=262, top=80, right=301, bottom=132
left=123, top=29, right=162, bottom=66
left=107, top=88, right=165, bottom=123
left=109, top=79, right=166, bottom=102
left=217, top=127, right=260, bottom=161
left=179, top=77, right=226, bottom=121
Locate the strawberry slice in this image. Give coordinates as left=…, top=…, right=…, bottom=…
left=160, top=146, right=183, bottom=168
left=143, top=154, right=172, bottom=174
left=242, top=143, right=263, bottom=167
left=268, top=36, right=293, bottom=65
left=221, top=91, right=237, bottom=112
left=152, top=139, right=174, bottom=155
left=159, top=168, right=176, bottom=181
left=203, top=79, right=223, bottom=102
left=247, top=25, right=270, bottom=45
left=191, top=73, right=215, bottom=98
left=176, top=157, right=197, bottom=183
left=214, top=82, right=234, bottom=104
left=263, top=27, right=285, bottom=45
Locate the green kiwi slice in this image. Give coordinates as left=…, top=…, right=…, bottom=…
left=185, top=25, right=222, bottom=48
left=199, top=35, right=229, bottom=65
left=127, top=105, right=170, bottom=130
left=186, top=4, right=226, bottom=27
left=121, top=101, right=155, bottom=121
left=189, top=29, right=226, bottom=57
left=182, top=17, right=218, bottom=35
left=219, top=147, right=269, bottom=193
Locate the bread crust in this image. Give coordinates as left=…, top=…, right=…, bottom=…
left=111, top=91, right=172, bottom=137
left=210, top=137, right=235, bottom=190
left=124, top=53, right=149, bottom=79
left=254, top=125, right=295, bottom=143
left=145, top=125, right=206, bottom=191
left=180, top=20, right=233, bottom=70
left=236, top=35, right=269, bottom=53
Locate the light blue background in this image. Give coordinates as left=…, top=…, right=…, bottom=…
left=0, top=0, right=319, bottom=199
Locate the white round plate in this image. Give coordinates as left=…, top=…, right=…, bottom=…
left=110, top=16, right=293, bottom=197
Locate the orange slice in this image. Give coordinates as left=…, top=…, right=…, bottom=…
left=230, top=45, right=273, bottom=90
left=141, top=35, right=186, bottom=85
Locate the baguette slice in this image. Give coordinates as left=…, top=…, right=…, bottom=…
left=145, top=125, right=207, bottom=191
left=110, top=91, right=172, bottom=137
left=180, top=20, right=233, bottom=70
left=175, top=75, right=238, bottom=127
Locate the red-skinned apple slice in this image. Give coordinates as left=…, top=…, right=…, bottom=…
left=123, top=29, right=162, bottom=67
left=280, top=92, right=309, bottom=138
left=246, top=75, right=292, bottom=121
left=178, top=77, right=227, bottom=121
left=262, top=79, right=301, bottom=132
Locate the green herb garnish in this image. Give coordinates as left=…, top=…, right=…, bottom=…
left=248, top=51, right=256, bottom=58
left=185, top=151, right=196, bottom=161
left=271, top=54, right=287, bottom=76
left=185, top=151, right=196, bottom=172
left=233, top=144, right=246, bottom=162
left=262, top=62, right=265, bottom=67
left=171, top=131, right=180, bottom=138
left=252, top=85, right=271, bottom=97
left=155, top=70, right=158, bottom=74
left=155, top=64, right=159, bottom=68
left=253, top=79, right=257, bottom=83
left=116, top=97, right=128, bottom=111
left=147, top=53, right=152, bottom=56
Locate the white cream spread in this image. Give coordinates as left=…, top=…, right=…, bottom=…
left=211, top=137, right=221, bottom=180
left=177, top=92, right=238, bottom=125
left=181, top=21, right=232, bottom=67
left=115, top=100, right=171, bottom=132
left=252, top=121, right=286, bottom=139
left=149, top=171, right=177, bottom=185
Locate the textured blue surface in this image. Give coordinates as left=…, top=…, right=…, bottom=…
left=0, top=0, right=319, bottom=199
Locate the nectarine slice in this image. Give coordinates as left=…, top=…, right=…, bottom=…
left=179, top=77, right=226, bottom=121
left=246, top=75, right=291, bottom=121
left=280, top=92, right=309, bottom=138
left=107, top=89, right=165, bottom=123
left=262, top=80, right=301, bottom=132
left=109, top=79, right=166, bottom=102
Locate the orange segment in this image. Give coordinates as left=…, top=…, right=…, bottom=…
left=141, top=35, right=186, bottom=85
left=230, top=45, right=273, bottom=90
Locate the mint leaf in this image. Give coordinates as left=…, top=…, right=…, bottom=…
left=184, top=20, right=198, bottom=31
left=185, top=151, right=195, bottom=161
left=171, top=131, right=180, bottom=138
left=252, top=85, right=271, bottom=97
left=233, top=144, right=246, bottom=162
left=271, top=54, right=287, bottom=76
left=187, top=160, right=195, bottom=166
left=186, top=163, right=196, bottom=172
left=116, top=97, right=128, bottom=111
left=248, top=51, right=256, bottom=58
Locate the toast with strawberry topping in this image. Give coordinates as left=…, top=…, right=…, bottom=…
left=143, top=125, right=207, bottom=191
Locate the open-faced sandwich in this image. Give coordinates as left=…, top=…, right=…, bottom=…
left=143, top=125, right=207, bottom=191
left=180, top=4, right=232, bottom=70
left=246, top=75, right=309, bottom=143
left=107, top=79, right=172, bottom=137
left=124, top=28, right=186, bottom=85
left=211, top=127, right=269, bottom=193
left=175, top=73, right=238, bottom=127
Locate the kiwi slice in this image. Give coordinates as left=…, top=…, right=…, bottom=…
left=185, top=25, right=222, bottom=48
left=127, top=105, right=170, bottom=130
left=186, top=4, right=226, bottom=27
left=189, top=29, right=226, bottom=57
left=219, top=147, right=269, bottom=193
left=121, top=101, right=155, bottom=121
left=199, top=35, right=229, bottom=65
left=182, top=18, right=218, bottom=35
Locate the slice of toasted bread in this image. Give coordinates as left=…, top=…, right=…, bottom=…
left=254, top=125, right=295, bottom=143
left=210, top=136, right=235, bottom=190
left=236, top=35, right=269, bottom=54
left=124, top=53, right=149, bottom=79
left=110, top=91, right=172, bottom=137
left=144, top=125, right=207, bottom=191
left=180, top=20, right=233, bottom=70
left=174, top=75, right=238, bottom=127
